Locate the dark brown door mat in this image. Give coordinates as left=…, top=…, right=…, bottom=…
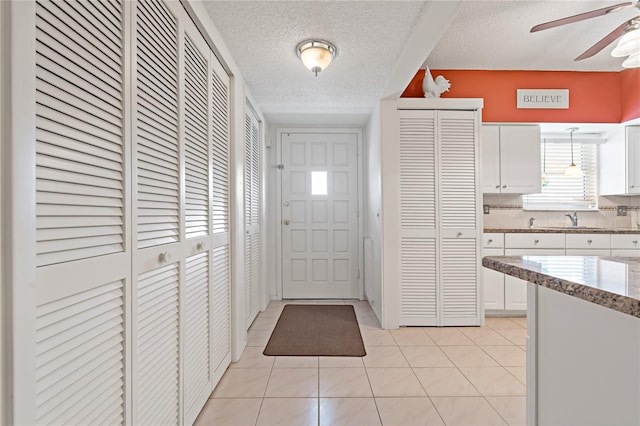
left=263, top=304, right=366, bottom=357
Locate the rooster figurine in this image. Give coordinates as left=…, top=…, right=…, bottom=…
left=422, top=66, right=451, bottom=98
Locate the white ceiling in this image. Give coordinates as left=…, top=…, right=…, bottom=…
left=200, top=0, right=639, bottom=125
left=426, top=0, right=639, bottom=71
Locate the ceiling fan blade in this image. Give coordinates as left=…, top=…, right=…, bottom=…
left=530, top=2, right=633, bottom=32
left=575, top=21, right=629, bottom=60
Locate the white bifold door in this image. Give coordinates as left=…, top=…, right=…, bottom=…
left=398, top=109, right=481, bottom=327
left=31, top=1, right=231, bottom=424
left=245, top=108, right=262, bottom=325
left=281, top=132, right=359, bottom=299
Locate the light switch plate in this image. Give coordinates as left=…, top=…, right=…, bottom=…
left=483, top=204, right=490, bottom=214
left=617, top=205, right=628, bottom=216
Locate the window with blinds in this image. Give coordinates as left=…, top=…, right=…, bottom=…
left=523, top=141, right=597, bottom=210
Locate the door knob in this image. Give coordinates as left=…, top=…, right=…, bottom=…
left=284, top=201, right=290, bottom=207
left=159, top=251, right=171, bottom=263
left=283, top=219, right=290, bottom=225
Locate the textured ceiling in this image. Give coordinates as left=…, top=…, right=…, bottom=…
left=426, top=0, right=639, bottom=71
left=200, top=0, right=639, bottom=125
left=201, top=0, right=428, bottom=123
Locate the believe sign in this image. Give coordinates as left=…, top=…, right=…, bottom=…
left=517, top=89, right=569, bottom=109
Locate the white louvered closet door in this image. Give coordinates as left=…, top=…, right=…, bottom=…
left=132, top=1, right=181, bottom=424
left=245, top=109, right=261, bottom=325
left=183, top=18, right=213, bottom=425
left=34, top=0, right=130, bottom=425
left=438, top=110, right=481, bottom=326
left=210, top=49, right=232, bottom=386
left=398, top=110, right=438, bottom=326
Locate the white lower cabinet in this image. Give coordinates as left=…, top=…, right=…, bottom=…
left=483, top=248, right=505, bottom=310
left=504, top=275, right=528, bottom=311
left=611, top=234, right=640, bottom=256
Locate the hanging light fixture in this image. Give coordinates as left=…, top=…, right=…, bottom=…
left=541, top=138, right=548, bottom=187
left=565, top=127, right=583, bottom=177
left=296, top=39, right=337, bottom=76
left=611, top=19, right=640, bottom=68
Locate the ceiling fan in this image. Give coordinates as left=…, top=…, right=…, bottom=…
left=530, top=1, right=640, bottom=67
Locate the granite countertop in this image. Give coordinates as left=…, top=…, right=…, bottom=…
left=483, top=256, right=640, bottom=319
left=484, top=227, right=640, bottom=234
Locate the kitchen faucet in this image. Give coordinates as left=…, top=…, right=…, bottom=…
left=528, top=217, right=535, bottom=229
left=565, top=212, right=578, bottom=227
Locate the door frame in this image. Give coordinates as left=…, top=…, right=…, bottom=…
left=275, top=127, right=364, bottom=301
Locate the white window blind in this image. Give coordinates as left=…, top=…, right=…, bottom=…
left=523, top=141, right=597, bottom=210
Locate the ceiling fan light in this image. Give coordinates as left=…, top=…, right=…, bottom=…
left=296, top=39, right=337, bottom=76
left=611, top=29, right=640, bottom=57
left=622, top=52, right=640, bottom=68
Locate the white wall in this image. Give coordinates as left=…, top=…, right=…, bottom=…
left=364, top=104, right=383, bottom=322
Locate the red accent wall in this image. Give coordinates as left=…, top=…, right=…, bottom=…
left=620, top=68, right=640, bottom=123
left=402, top=69, right=639, bottom=123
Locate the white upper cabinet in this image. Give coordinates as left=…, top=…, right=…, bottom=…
left=600, top=126, right=640, bottom=195
left=482, top=125, right=541, bottom=194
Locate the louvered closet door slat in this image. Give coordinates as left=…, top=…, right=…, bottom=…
left=35, top=68, right=122, bottom=119
left=184, top=34, right=210, bottom=239
left=35, top=280, right=125, bottom=426
left=399, top=113, right=436, bottom=229
left=441, top=238, right=478, bottom=320
left=37, top=2, right=121, bottom=70
left=245, top=115, right=252, bottom=224
left=184, top=252, right=210, bottom=412
left=35, top=0, right=125, bottom=268
left=54, top=0, right=121, bottom=50
left=212, top=65, right=230, bottom=235
left=251, top=233, right=260, bottom=316
left=400, top=238, right=437, bottom=325
left=36, top=29, right=122, bottom=95
left=439, top=113, right=477, bottom=229
left=251, top=121, right=260, bottom=225
left=136, top=0, right=179, bottom=249
left=136, top=263, right=179, bottom=426
left=211, top=246, right=230, bottom=371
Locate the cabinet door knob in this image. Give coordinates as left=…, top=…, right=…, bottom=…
left=502, top=185, right=507, bottom=188
left=534, top=239, right=539, bottom=244
left=457, top=232, right=463, bottom=237
left=495, top=185, right=500, bottom=189
left=159, top=251, right=171, bottom=263
left=197, top=242, right=204, bottom=251
left=631, top=185, right=636, bottom=189
left=587, top=239, right=592, bottom=244
left=487, top=239, right=493, bottom=243
left=633, top=240, right=638, bottom=245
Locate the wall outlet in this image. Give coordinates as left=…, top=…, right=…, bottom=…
left=617, top=205, right=628, bottom=216
left=483, top=204, right=490, bottom=214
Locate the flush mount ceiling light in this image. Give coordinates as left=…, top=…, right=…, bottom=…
left=565, top=127, right=583, bottom=177
left=296, top=39, right=337, bottom=77
left=611, top=19, right=640, bottom=68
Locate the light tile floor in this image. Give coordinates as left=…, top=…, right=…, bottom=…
left=195, top=300, right=526, bottom=426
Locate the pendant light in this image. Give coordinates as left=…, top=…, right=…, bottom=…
left=564, top=127, right=583, bottom=177
left=541, top=138, right=548, bottom=187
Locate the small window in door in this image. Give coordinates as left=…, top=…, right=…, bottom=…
left=311, top=171, right=328, bottom=195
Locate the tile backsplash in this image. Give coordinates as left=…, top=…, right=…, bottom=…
left=483, top=194, right=640, bottom=230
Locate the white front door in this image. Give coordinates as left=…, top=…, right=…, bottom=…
left=281, top=132, right=359, bottom=299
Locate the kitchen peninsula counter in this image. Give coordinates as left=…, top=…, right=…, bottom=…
left=482, top=255, right=640, bottom=318
left=483, top=255, right=640, bottom=425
